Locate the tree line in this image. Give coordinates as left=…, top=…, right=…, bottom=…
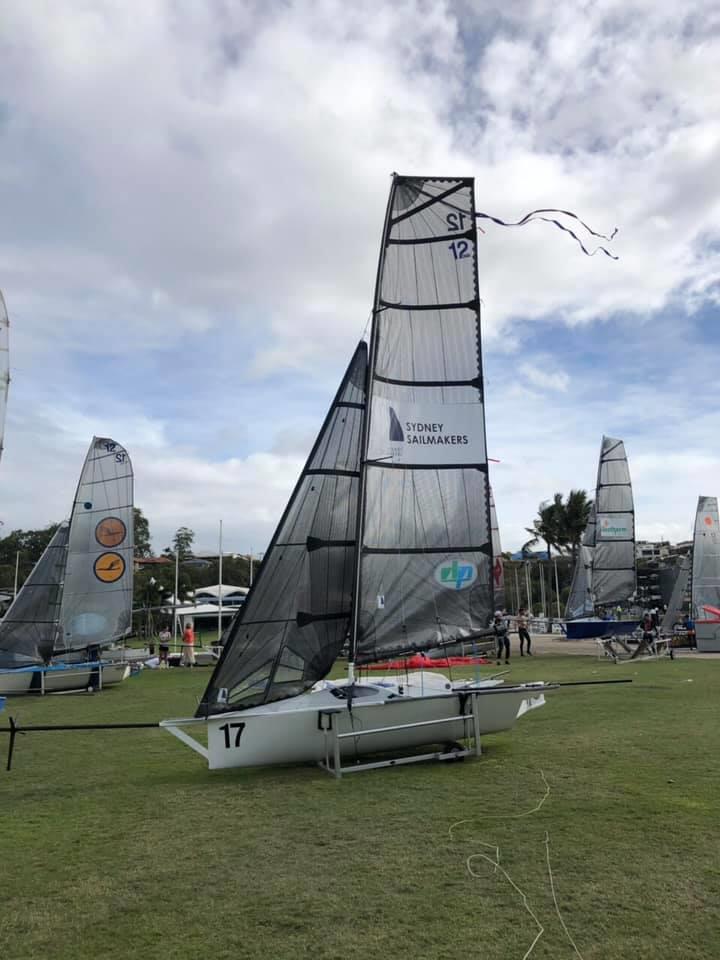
left=0, top=491, right=594, bottom=616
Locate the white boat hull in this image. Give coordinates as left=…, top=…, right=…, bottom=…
left=162, top=673, right=547, bottom=770
left=0, top=661, right=130, bottom=696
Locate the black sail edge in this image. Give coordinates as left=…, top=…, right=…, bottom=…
left=352, top=175, right=494, bottom=666
left=0, top=523, right=69, bottom=668
left=197, top=342, right=368, bottom=716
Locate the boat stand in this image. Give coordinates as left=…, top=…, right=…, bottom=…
left=316, top=695, right=483, bottom=779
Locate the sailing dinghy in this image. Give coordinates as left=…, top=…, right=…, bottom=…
left=564, top=436, right=638, bottom=639
left=691, top=496, right=720, bottom=652
left=0, top=437, right=134, bottom=694
left=162, top=175, right=552, bottom=774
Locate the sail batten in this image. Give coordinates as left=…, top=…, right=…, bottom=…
left=353, top=175, right=493, bottom=665
left=198, top=343, right=368, bottom=716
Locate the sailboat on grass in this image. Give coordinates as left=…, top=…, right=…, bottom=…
left=564, top=436, right=638, bottom=640
left=0, top=437, right=134, bottom=694
left=162, top=175, right=552, bottom=775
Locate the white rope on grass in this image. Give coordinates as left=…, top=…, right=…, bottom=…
left=466, top=845, right=545, bottom=960
left=449, top=769, right=586, bottom=960
left=448, top=768, right=551, bottom=840
left=545, top=830, right=585, bottom=960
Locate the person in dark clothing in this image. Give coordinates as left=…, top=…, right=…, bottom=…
left=493, top=611, right=510, bottom=665
left=517, top=607, right=532, bottom=656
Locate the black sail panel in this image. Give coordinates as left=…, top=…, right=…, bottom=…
left=198, top=342, right=367, bottom=716
left=354, top=176, right=493, bottom=665
left=0, top=523, right=69, bottom=668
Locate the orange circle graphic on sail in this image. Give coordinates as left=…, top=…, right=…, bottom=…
left=95, top=516, right=127, bottom=547
left=94, top=552, right=126, bottom=583
left=704, top=516, right=713, bottom=526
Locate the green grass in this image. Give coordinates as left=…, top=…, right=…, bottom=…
left=1, top=655, right=719, bottom=960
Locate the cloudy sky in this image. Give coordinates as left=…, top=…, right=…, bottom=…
left=1, top=0, right=718, bottom=556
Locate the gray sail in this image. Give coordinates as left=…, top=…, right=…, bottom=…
left=0, top=290, right=9, bottom=462
left=592, top=436, right=635, bottom=606
left=353, top=175, right=492, bottom=665
left=490, top=487, right=505, bottom=611
left=0, top=523, right=69, bottom=668
left=691, top=496, right=720, bottom=621
left=661, top=554, right=690, bottom=634
left=198, top=343, right=367, bottom=716
left=565, top=506, right=596, bottom=618
left=54, top=437, right=134, bottom=655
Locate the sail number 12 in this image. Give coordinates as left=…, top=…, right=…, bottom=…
left=219, top=722, right=246, bottom=748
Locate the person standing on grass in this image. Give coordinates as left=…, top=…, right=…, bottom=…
left=181, top=621, right=196, bottom=667
left=493, top=611, right=510, bottom=665
left=517, top=607, right=532, bottom=656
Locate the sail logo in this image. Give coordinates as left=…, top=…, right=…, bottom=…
left=435, top=559, right=477, bottom=590
left=597, top=515, right=630, bottom=539
left=704, top=515, right=714, bottom=527
left=389, top=407, right=404, bottom=442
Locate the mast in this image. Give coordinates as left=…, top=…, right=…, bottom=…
left=347, top=181, right=397, bottom=679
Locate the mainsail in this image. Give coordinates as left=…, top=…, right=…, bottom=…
left=353, top=175, right=492, bottom=664
left=591, top=436, right=635, bottom=607
left=691, top=496, right=720, bottom=621
left=55, top=437, right=134, bottom=654
left=0, top=523, right=69, bottom=668
left=199, top=343, right=368, bottom=715
left=565, top=506, right=596, bottom=619
left=490, top=487, right=505, bottom=611
left=0, top=290, right=9, bottom=462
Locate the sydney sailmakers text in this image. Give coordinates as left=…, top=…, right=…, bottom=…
left=370, top=398, right=486, bottom=466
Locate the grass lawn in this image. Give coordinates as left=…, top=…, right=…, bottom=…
left=1, top=654, right=718, bottom=960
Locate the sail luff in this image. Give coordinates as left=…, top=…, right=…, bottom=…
left=354, top=175, right=493, bottom=665
left=197, top=343, right=368, bottom=716
left=565, top=506, right=596, bottom=619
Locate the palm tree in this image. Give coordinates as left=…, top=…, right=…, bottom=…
left=559, top=489, right=593, bottom=565
left=525, top=494, right=565, bottom=558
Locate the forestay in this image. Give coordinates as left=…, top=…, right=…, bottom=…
left=55, top=437, right=134, bottom=654
left=0, top=523, right=69, bottom=668
left=692, top=496, right=720, bottom=620
left=353, top=175, right=493, bottom=664
left=198, top=343, right=368, bottom=716
left=592, top=436, right=635, bottom=606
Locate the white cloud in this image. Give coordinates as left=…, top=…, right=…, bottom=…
left=0, top=0, right=719, bottom=557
